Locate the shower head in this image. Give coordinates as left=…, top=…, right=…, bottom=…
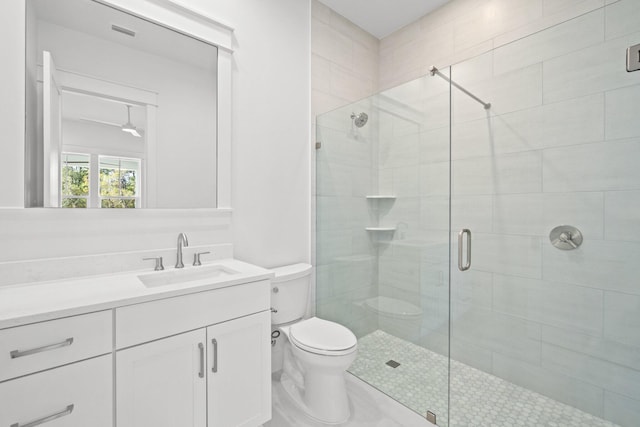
left=351, top=112, right=368, bottom=128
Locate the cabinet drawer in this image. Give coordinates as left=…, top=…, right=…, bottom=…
left=0, top=310, right=112, bottom=382
left=0, top=355, right=112, bottom=427
left=116, top=280, right=270, bottom=349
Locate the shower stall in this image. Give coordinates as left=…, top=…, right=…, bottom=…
left=315, top=4, right=640, bottom=427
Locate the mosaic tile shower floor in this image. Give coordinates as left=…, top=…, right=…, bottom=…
left=349, top=330, right=618, bottom=427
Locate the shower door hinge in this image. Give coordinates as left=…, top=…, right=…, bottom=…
left=315, top=142, right=321, bottom=150
left=426, top=411, right=437, bottom=424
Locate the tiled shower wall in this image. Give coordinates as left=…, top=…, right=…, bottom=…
left=313, top=1, right=640, bottom=424
left=375, top=1, right=640, bottom=425
left=311, top=0, right=379, bottom=332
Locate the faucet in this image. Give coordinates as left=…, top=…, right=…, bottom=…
left=175, top=233, right=189, bottom=268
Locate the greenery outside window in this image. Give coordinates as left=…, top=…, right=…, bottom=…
left=99, top=156, right=140, bottom=208
left=60, top=153, right=141, bottom=208
left=61, top=153, right=90, bottom=208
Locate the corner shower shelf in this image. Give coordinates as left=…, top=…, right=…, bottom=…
left=365, top=227, right=396, bottom=232
left=365, top=195, right=396, bottom=200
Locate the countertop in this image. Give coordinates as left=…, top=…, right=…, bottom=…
left=0, top=258, right=274, bottom=329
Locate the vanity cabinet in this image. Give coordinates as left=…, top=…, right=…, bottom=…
left=115, top=280, right=272, bottom=427
left=0, top=271, right=272, bottom=427
left=207, top=311, right=271, bottom=427
left=0, top=355, right=113, bottom=427
left=116, top=329, right=208, bottom=427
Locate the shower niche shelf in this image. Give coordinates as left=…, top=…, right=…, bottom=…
left=365, top=195, right=396, bottom=200
left=365, top=227, right=396, bottom=232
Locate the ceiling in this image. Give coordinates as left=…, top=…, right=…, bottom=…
left=317, top=0, right=450, bottom=39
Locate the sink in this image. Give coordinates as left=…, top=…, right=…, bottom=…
left=138, top=264, right=239, bottom=288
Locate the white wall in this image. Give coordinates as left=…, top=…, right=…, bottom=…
left=189, top=0, right=311, bottom=269
left=0, top=0, right=312, bottom=281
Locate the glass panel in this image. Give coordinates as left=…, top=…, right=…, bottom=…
left=449, top=3, right=639, bottom=426
left=99, top=156, right=140, bottom=209
left=61, top=153, right=89, bottom=209
left=316, top=70, right=451, bottom=424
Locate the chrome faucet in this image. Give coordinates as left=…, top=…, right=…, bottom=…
left=175, top=233, right=189, bottom=268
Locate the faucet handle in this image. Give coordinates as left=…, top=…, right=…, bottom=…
left=193, top=252, right=211, bottom=266
left=143, top=257, right=165, bottom=271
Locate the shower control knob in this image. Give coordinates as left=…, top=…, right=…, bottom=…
left=272, top=287, right=279, bottom=293
left=549, top=225, right=583, bottom=250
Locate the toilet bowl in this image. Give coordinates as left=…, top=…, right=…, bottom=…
left=270, top=264, right=358, bottom=424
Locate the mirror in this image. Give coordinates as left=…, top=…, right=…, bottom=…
left=25, top=0, right=218, bottom=208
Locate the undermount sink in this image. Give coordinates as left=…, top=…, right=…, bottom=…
left=138, top=264, right=239, bottom=288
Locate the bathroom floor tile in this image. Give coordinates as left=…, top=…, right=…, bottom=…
left=349, top=330, right=619, bottom=427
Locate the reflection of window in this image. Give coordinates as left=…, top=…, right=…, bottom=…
left=60, top=153, right=141, bottom=208
left=61, top=153, right=90, bottom=208
left=99, top=156, right=140, bottom=208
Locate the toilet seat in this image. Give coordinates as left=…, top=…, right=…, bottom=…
left=289, top=317, right=357, bottom=356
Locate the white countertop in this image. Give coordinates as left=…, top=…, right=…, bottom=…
left=0, top=258, right=274, bottom=329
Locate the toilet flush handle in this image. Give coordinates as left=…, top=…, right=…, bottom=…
left=272, top=287, right=279, bottom=293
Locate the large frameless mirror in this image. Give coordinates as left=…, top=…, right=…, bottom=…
left=25, top=0, right=218, bottom=208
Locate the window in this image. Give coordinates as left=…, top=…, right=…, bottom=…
left=61, top=153, right=90, bottom=208
left=99, top=156, right=141, bottom=208
left=60, top=153, right=142, bottom=208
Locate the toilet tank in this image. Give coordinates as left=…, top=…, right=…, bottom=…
left=270, top=263, right=312, bottom=325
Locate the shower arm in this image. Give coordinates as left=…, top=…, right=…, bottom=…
left=430, top=66, right=491, bottom=110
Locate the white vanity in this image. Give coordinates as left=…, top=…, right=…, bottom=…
left=0, top=259, right=273, bottom=427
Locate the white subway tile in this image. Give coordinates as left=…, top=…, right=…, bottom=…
left=493, top=9, right=604, bottom=75
left=542, top=325, right=640, bottom=371
left=604, top=391, right=640, bottom=427
left=605, top=190, right=640, bottom=242
left=420, top=161, right=450, bottom=196
left=542, top=240, right=640, bottom=294
left=492, top=352, right=605, bottom=416
left=493, top=274, right=604, bottom=335
left=451, top=195, right=494, bottom=233
left=605, top=0, right=640, bottom=40
left=493, top=192, right=604, bottom=238
left=543, top=31, right=640, bottom=103
left=472, top=233, right=542, bottom=278
left=605, top=84, right=640, bottom=140
left=604, top=292, right=640, bottom=348
left=542, top=343, right=640, bottom=400
left=543, top=139, right=640, bottom=192
left=453, top=150, right=542, bottom=195
left=453, top=64, right=543, bottom=123
left=451, top=306, right=542, bottom=364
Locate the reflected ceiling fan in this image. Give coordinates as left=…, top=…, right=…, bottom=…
left=79, top=105, right=144, bottom=138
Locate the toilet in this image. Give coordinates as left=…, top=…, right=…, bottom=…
left=271, top=263, right=358, bottom=424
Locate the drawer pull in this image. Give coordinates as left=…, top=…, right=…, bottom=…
left=11, top=404, right=74, bottom=427
left=10, top=338, right=74, bottom=359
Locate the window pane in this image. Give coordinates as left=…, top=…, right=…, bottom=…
left=62, top=198, right=87, bottom=208
left=101, top=198, right=136, bottom=209
left=99, top=156, right=140, bottom=198
left=61, top=153, right=89, bottom=196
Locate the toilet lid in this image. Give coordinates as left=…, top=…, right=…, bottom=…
left=289, top=317, right=357, bottom=355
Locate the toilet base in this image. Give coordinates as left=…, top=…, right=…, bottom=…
left=280, top=371, right=352, bottom=425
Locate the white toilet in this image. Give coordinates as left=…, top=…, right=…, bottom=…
left=271, top=263, right=358, bottom=424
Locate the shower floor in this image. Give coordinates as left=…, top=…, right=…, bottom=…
left=349, top=330, right=618, bottom=427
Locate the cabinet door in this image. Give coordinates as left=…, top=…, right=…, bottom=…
left=0, top=355, right=112, bottom=427
left=117, top=329, right=207, bottom=427
left=207, top=311, right=271, bottom=427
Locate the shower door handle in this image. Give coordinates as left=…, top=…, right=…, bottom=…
left=458, top=229, right=471, bottom=271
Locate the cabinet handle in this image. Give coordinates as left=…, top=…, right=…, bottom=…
left=198, top=342, right=204, bottom=378
left=11, top=404, right=74, bottom=427
left=10, top=338, right=74, bottom=359
left=212, top=338, right=218, bottom=373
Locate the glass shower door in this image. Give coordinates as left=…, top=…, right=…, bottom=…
left=449, top=4, right=640, bottom=426
left=315, top=69, right=452, bottom=425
